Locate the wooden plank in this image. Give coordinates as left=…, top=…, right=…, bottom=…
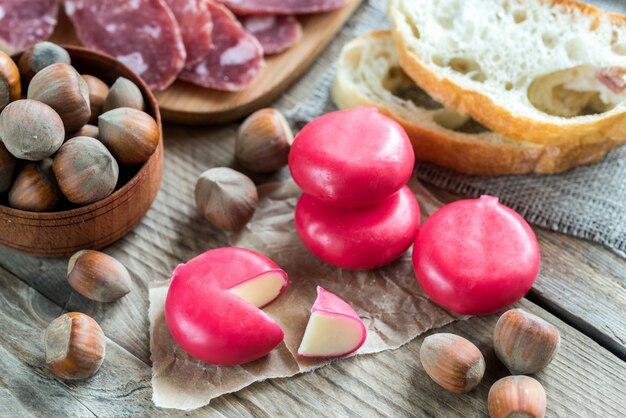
left=427, top=186, right=626, bottom=359
left=1, top=260, right=624, bottom=416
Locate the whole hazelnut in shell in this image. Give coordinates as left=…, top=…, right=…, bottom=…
left=18, top=42, right=71, bottom=83
left=195, top=167, right=258, bottom=231
left=488, top=375, right=546, bottom=418
left=82, top=75, right=109, bottom=124
left=235, top=108, right=293, bottom=173
left=66, top=124, right=99, bottom=140
left=44, top=312, right=106, bottom=380
left=102, top=77, right=145, bottom=112
left=53, top=136, right=119, bottom=205
left=8, top=159, right=61, bottom=212
left=98, top=107, right=159, bottom=166
left=494, top=308, right=560, bottom=374
left=420, top=333, right=485, bottom=393
left=0, top=50, right=20, bottom=111
left=0, top=99, right=65, bottom=161
left=0, top=141, right=17, bottom=193
left=28, top=63, right=91, bottom=132
left=68, top=250, right=132, bottom=303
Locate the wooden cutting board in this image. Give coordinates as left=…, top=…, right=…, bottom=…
left=50, top=0, right=363, bottom=125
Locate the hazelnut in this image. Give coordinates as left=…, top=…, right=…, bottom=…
left=53, top=136, right=119, bottom=205
left=488, top=376, right=546, bottom=418
left=0, top=99, right=65, bottom=160
left=195, top=167, right=258, bottom=231
left=82, top=75, right=109, bottom=124
left=8, top=159, right=61, bottom=212
left=494, top=309, right=560, bottom=375
left=28, top=63, right=91, bottom=132
left=235, top=108, right=293, bottom=173
left=102, top=77, right=145, bottom=112
left=0, top=141, right=17, bottom=193
left=67, top=250, right=132, bottom=302
left=18, top=42, right=71, bottom=83
left=420, top=333, right=485, bottom=393
left=44, top=312, right=106, bottom=380
left=66, top=124, right=99, bottom=140
left=0, top=50, right=20, bottom=111
left=98, top=107, right=159, bottom=166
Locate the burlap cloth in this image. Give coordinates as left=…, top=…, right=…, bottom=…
left=280, top=0, right=626, bottom=252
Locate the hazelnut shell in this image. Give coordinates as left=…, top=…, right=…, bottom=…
left=195, top=167, right=258, bottom=231
left=420, top=333, right=485, bottom=393
left=0, top=99, right=65, bottom=161
left=8, top=159, right=61, bottom=212
left=494, top=308, right=560, bottom=374
left=235, top=108, right=293, bottom=173
left=53, top=136, right=119, bottom=205
left=82, top=75, right=109, bottom=124
left=0, top=141, right=17, bottom=193
left=44, top=312, right=106, bottom=380
left=98, top=107, right=159, bottom=166
left=18, top=42, right=71, bottom=83
left=102, top=77, right=145, bottom=112
left=67, top=250, right=132, bottom=302
left=28, top=63, right=91, bottom=132
left=66, top=124, right=99, bottom=140
left=488, top=375, right=547, bottom=418
left=0, top=50, right=20, bottom=111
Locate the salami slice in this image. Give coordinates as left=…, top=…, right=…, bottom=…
left=240, top=15, right=302, bottom=55
left=0, top=0, right=59, bottom=52
left=180, top=2, right=263, bottom=92
left=64, top=0, right=186, bottom=91
left=220, top=0, right=348, bottom=15
left=164, top=0, right=213, bottom=66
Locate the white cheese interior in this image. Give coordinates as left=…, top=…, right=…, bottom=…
left=230, top=272, right=285, bottom=308
left=297, top=312, right=363, bottom=357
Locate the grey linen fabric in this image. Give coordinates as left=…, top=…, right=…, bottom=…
left=276, top=0, right=626, bottom=252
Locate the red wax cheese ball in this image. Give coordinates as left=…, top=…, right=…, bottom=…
left=289, top=107, right=415, bottom=208
left=165, top=247, right=290, bottom=366
left=295, top=185, right=420, bottom=270
left=412, top=196, right=540, bottom=315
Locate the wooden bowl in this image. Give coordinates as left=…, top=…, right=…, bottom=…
left=0, top=46, right=163, bottom=257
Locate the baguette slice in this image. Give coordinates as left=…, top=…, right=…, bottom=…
left=332, top=31, right=621, bottom=175
left=387, top=0, right=626, bottom=147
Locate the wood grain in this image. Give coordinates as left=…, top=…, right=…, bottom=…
left=0, top=47, right=163, bottom=257
left=1, top=263, right=624, bottom=416
left=49, top=0, right=364, bottom=125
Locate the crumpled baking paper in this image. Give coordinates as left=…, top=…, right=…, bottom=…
left=149, top=179, right=460, bottom=410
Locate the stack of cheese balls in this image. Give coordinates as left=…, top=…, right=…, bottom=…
left=289, top=107, right=421, bottom=270
left=0, top=42, right=159, bottom=212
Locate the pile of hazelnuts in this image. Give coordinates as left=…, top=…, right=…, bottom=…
left=0, top=42, right=159, bottom=212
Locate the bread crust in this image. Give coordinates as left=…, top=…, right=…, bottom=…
left=333, top=31, right=620, bottom=175
left=388, top=0, right=626, bottom=148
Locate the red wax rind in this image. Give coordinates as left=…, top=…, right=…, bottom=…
left=289, top=107, right=415, bottom=208
left=295, top=185, right=421, bottom=270
left=413, top=196, right=540, bottom=315
left=164, top=247, right=290, bottom=366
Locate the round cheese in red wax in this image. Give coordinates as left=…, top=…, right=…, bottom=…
left=412, top=196, right=540, bottom=315
left=288, top=107, right=415, bottom=208
left=295, top=185, right=420, bottom=270
left=165, top=247, right=290, bottom=366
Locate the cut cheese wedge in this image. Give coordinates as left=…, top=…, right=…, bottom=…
left=298, top=286, right=366, bottom=358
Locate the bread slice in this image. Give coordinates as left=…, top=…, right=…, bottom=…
left=332, top=31, right=621, bottom=175
left=387, top=0, right=626, bottom=147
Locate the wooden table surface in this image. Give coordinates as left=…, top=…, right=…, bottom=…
left=2, top=1, right=626, bottom=415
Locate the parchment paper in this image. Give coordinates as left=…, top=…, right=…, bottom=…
left=149, top=179, right=461, bottom=410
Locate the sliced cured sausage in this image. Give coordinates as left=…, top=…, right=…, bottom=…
left=179, top=2, right=263, bottom=92
left=64, top=0, right=186, bottom=91
left=0, top=0, right=59, bottom=52
left=240, top=15, right=302, bottom=55
left=164, top=0, right=213, bottom=66
left=220, top=0, right=348, bottom=15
